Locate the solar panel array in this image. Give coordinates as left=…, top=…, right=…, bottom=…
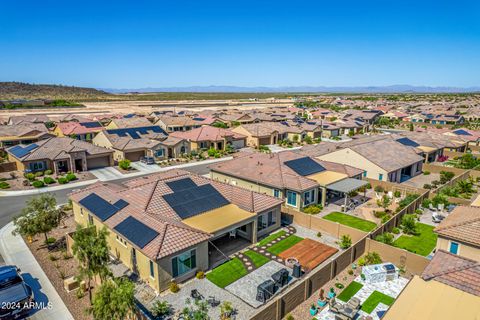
left=396, top=137, right=420, bottom=148
left=9, top=143, right=39, bottom=158
left=453, top=129, right=472, bottom=136
left=192, top=117, right=205, bottom=121
left=106, top=126, right=166, bottom=139
left=114, top=216, right=159, bottom=248
left=166, top=178, right=198, bottom=192
left=284, top=157, right=326, bottom=176
left=79, top=193, right=129, bottom=221
left=80, top=122, right=102, bottom=128
left=163, top=183, right=230, bottom=219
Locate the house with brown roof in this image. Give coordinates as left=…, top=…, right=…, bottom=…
left=383, top=250, right=480, bottom=320
left=93, top=126, right=190, bottom=162
left=0, top=123, right=54, bottom=149
left=105, top=117, right=153, bottom=129
left=210, top=151, right=365, bottom=209
left=154, top=115, right=203, bottom=133
left=435, top=205, right=480, bottom=261
left=69, top=170, right=283, bottom=292
left=7, top=137, right=114, bottom=174
left=169, top=126, right=246, bottom=151
left=7, top=115, right=51, bottom=125
left=53, top=121, right=104, bottom=142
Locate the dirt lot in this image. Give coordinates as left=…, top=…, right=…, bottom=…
left=0, top=171, right=95, bottom=191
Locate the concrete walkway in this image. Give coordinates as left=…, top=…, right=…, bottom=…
left=0, top=157, right=232, bottom=197
left=0, top=222, right=74, bottom=320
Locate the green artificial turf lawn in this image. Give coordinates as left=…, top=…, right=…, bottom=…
left=206, top=257, right=247, bottom=288
left=258, top=230, right=287, bottom=246
left=323, top=212, right=377, bottom=232
left=361, top=291, right=395, bottom=313
left=267, top=235, right=304, bottom=255
left=243, top=250, right=270, bottom=268
left=393, top=222, right=437, bottom=256
left=337, top=281, right=364, bottom=302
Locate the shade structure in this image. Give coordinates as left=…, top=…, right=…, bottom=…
left=327, top=178, right=369, bottom=194
left=182, top=204, right=256, bottom=234
left=307, top=171, right=347, bottom=187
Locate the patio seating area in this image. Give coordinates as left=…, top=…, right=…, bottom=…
left=278, top=238, right=338, bottom=272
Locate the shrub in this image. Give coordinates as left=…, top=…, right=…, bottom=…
left=364, top=252, right=382, bottom=265
left=169, top=281, right=180, bottom=293
left=423, top=171, right=430, bottom=175
left=196, top=271, right=205, bottom=279
left=398, top=194, right=419, bottom=209
left=58, top=177, right=68, bottom=184
left=66, top=173, right=77, bottom=181
left=339, top=235, right=352, bottom=249
left=393, top=191, right=401, bottom=198
left=335, top=283, right=344, bottom=289
left=44, top=169, right=53, bottom=175
left=119, top=159, right=131, bottom=170
left=34, top=171, right=44, bottom=177
left=46, top=237, right=56, bottom=245
left=302, top=204, right=322, bottom=215
left=422, top=198, right=432, bottom=208
left=401, top=214, right=417, bottom=235
left=0, top=182, right=10, bottom=189
left=348, top=269, right=354, bottom=275
left=151, top=300, right=171, bottom=317
left=375, top=233, right=394, bottom=245
left=25, top=173, right=35, bottom=181
left=391, top=227, right=400, bottom=234
left=423, top=184, right=432, bottom=189
left=432, top=180, right=441, bottom=187
left=32, top=180, right=45, bottom=188
left=316, top=232, right=322, bottom=238
left=361, top=273, right=366, bottom=280
left=415, top=208, right=423, bottom=215
left=43, top=176, right=56, bottom=184
left=374, top=186, right=384, bottom=193
left=381, top=215, right=391, bottom=223
left=286, top=315, right=295, bottom=320
left=373, top=211, right=386, bottom=218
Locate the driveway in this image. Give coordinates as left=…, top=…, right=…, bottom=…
left=90, top=167, right=124, bottom=181
left=0, top=223, right=74, bottom=320
left=130, top=161, right=162, bottom=173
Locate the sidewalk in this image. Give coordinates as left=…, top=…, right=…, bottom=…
left=0, top=222, right=74, bottom=320
left=0, top=157, right=232, bottom=197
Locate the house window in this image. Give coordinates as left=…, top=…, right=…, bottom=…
left=303, top=189, right=315, bottom=206
left=149, top=260, right=155, bottom=278
left=378, top=173, right=383, bottom=181
left=273, top=189, right=280, bottom=198
left=363, top=171, right=367, bottom=177
left=29, top=161, right=45, bottom=172
left=449, top=242, right=459, bottom=255
left=180, top=146, right=186, bottom=154
left=172, top=249, right=196, bottom=277
left=286, top=191, right=297, bottom=206
left=257, top=211, right=276, bottom=231
left=155, top=149, right=164, bottom=157
left=199, top=142, right=207, bottom=149
left=88, top=214, right=94, bottom=225
left=80, top=207, right=84, bottom=216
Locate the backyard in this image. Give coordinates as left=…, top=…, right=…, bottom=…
left=393, top=222, right=437, bottom=256
left=323, top=212, right=377, bottom=232
left=206, top=257, right=247, bottom=288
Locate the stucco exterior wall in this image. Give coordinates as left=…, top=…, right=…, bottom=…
left=436, top=237, right=480, bottom=262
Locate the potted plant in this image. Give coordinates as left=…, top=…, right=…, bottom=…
left=328, top=287, right=336, bottom=299
left=317, top=288, right=327, bottom=307
left=309, top=303, right=318, bottom=316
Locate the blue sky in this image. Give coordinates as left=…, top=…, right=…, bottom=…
left=1, top=0, right=479, bottom=88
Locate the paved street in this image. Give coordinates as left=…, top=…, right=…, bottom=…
left=0, top=161, right=212, bottom=228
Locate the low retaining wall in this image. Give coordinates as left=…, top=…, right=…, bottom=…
left=0, top=162, right=16, bottom=173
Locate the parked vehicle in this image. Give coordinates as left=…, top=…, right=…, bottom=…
left=140, top=156, right=155, bottom=165
left=0, top=266, right=34, bottom=320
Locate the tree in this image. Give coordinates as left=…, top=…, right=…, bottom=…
left=401, top=214, right=417, bottom=235
left=292, top=134, right=299, bottom=143
left=13, top=194, right=62, bottom=243
left=212, top=121, right=228, bottom=129
left=339, top=235, right=352, bottom=249
left=302, top=135, right=313, bottom=144
left=72, top=225, right=111, bottom=303
left=376, top=195, right=392, bottom=213
left=89, top=277, right=135, bottom=320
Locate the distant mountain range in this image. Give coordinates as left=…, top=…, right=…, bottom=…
left=103, top=85, right=480, bottom=94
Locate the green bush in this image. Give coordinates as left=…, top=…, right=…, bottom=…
left=374, top=186, right=384, bottom=193
left=0, top=181, right=10, bottom=189
left=44, top=169, right=53, bottom=175
left=302, top=204, right=323, bottom=215
left=34, top=171, right=44, bottom=177
left=58, top=177, right=68, bottom=184
left=43, top=176, right=56, bottom=184
left=423, top=184, right=432, bottom=189
left=422, top=198, right=432, bottom=208
left=423, top=171, right=430, bottom=175
left=391, top=227, right=400, bottom=234
left=375, top=232, right=394, bottom=245
left=25, top=173, right=35, bottom=181
left=45, top=237, right=56, bottom=245
left=119, top=159, right=131, bottom=170
left=393, top=191, right=401, bottom=198
left=339, top=235, right=352, bottom=249
left=374, top=211, right=387, bottom=218
left=66, top=173, right=77, bottom=181
left=32, top=180, right=45, bottom=188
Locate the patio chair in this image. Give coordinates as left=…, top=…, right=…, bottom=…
left=346, top=297, right=361, bottom=310
left=190, top=289, right=203, bottom=300
left=229, top=229, right=237, bottom=239
left=429, top=203, right=438, bottom=212
left=328, top=297, right=344, bottom=314
left=387, top=191, right=393, bottom=198
left=207, top=296, right=220, bottom=307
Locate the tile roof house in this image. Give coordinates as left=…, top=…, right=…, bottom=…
left=7, top=115, right=51, bottom=125
left=93, top=126, right=190, bottom=162
left=170, top=126, right=246, bottom=151
left=0, top=123, right=54, bottom=148
left=69, top=170, right=283, bottom=292
left=435, top=205, right=480, bottom=261
left=7, top=137, right=113, bottom=174
left=106, top=117, right=153, bottom=129
left=53, top=121, right=104, bottom=142
left=154, top=115, right=203, bottom=133
left=210, top=150, right=364, bottom=209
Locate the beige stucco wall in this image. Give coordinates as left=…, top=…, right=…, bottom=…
left=436, top=237, right=480, bottom=262
left=317, top=148, right=388, bottom=181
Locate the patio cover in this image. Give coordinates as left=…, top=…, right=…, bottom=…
left=307, top=171, right=347, bottom=186
left=326, top=178, right=368, bottom=193
left=417, top=146, right=437, bottom=153
left=182, top=203, right=256, bottom=234
left=383, top=276, right=480, bottom=320
left=471, top=194, right=480, bottom=207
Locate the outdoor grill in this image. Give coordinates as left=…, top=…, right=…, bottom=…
left=362, top=262, right=398, bottom=283
left=383, top=263, right=396, bottom=281
left=256, top=279, right=276, bottom=303
left=272, top=268, right=289, bottom=288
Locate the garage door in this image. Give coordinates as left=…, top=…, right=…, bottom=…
left=87, top=156, right=110, bottom=170
left=125, top=151, right=145, bottom=161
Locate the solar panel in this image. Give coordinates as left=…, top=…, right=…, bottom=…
left=284, top=157, right=325, bottom=176
left=396, top=137, right=420, bottom=148
left=163, top=184, right=230, bottom=219
left=80, top=122, right=102, bottom=128
left=9, top=143, right=39, bottom=158
left=106, top=126, right=166, bottom=139
left=453, top=129, right=472, bottom=136
left=192, top=117, right=205, bottom=121
left=79, top=193, right=129, bottom=221
left=114, top=217, right=159, bottom=248
left=166, top=178, right=198, bottom=192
